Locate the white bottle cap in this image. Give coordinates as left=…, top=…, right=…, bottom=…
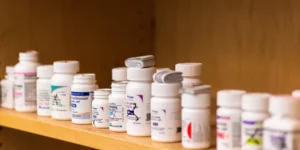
left=181, top=85, right=211, bottom=108
left=73, top=73, right=96, bottom=84
left=53, top=61, right=79, bottom=73
left=19, top=51, right=38, bottom=61
left=156, top=68, right=171, bottom=73
left=112, top=67, right=127, bottom=81
left=37, top=65, right=54, bottom=78
left=269, top=95, right=300, bottom=117
left=6, top=66, right=14, bottom=75
left=94, top=88, right=111, bottom=99
left=242, top=93, right=270, bottom=111
left=292, top=90, right=300, bottom=97
left=127, top=67, right=155, bottom=81
left=111, top=81, right=127, bottom=92
left=152, top=82, right=181, bottom=97
left=175, top=63, right=202, bottom=77
left=217, top=89, right=246, bottom=108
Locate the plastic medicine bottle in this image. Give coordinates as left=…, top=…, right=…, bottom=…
left=175, top=63, right=202, bottom=88
left=1, top=66, right=14, bottom=109
left=241, top=93, right=269, bottom=150
left=126, top=67, right=155, bottom=136
left=92, top=88, right=111, bottom=128
left=71, top=74, right=96, bottom=124
left=51, top=61, right=79, bottom=120
left=14, top=51, right=40, bottom=112
left=37, top=65, right=54, bottom=116
left=109, top=81, right=127, bottom=132
left=217, top=89, right=246, bottom=150
left=263, top=95, right=300, bottom=149
left=151, top=82, right=182, bottom=142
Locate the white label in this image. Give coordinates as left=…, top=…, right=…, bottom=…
left=242, top=120, right=263, bottom=150
left=109, top=102, right=126, bottom=129
left=126, top=94, right=151, bottom=126
left=37, top=86, right=51, bottom=111
left=14, top=72, right=37, bottom=107
left=51, top=85, right=71, bottom=112
left=217, top=115, right=241, bottom=149
left=263, top=128, right=300, bottom=150
left=71, top=91, right=92, bottom=120
left=92, top=105, right=109, bottom=127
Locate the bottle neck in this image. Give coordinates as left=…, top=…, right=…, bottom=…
left=111, top=90, right=125, bottom=94
left=20, top=59, right=38, bottom=63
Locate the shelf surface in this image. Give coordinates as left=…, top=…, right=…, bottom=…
left=0, top=108, right=216, bottom=150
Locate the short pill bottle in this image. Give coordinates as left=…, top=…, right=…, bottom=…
left=1, top=66, right=14, bottom=109
left=92, top=88, right=111, bottom=128
left=175, top=63, right=202, bottom=88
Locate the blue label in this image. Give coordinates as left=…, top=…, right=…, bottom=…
left=71, top=92, right=90, bottom=96
left=72, top=104, right=77, bottom=108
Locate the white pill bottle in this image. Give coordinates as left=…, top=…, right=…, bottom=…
left=263, top=95, right=300, bottom=149
left=51, top=61, right=79, bottom=120
left=71, top=74, right=96, bottom=124
left=126, top=67, right=155, bottom=136
left=151, top=82, right=182, bottom=142
left=92, top=88, right=111, bottom=128
left=241, top=93, right=269, bottom=150
left=14, top=51, right=39, bottom=112
left=1, top=66, right=14, bottom=109
left=37, top=65, right=54, bottom=116
left=175, top=63, right=202, bottom=88
left=217, top=89, right=246, bottom=150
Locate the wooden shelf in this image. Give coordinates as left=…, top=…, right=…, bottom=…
left=0, top=108, right=216, bottom=150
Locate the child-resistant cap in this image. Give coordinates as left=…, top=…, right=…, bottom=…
left=181, top=85, right=211, bottom=108
left=112, top=67, right=127, bottom=81
left=127, top=67, right=155, bottom=81
left=19, top=51, right=38, bottom=61
left=37, top=65, right=54, bottom=78
left=73, top=73, right=96, bottom=84
left=292, top=90, right=300, bottom=97
left=217, top=89, right=246, bottom=108
left=175, top=63, right=202, bottom=77
left=6, top=66, right=14, bottom=75
left=242, top=93, right=270, bottom=111
left=152, top=82, right=181, bottom=97
left=53, top=61, right=79, bottom=73
left=94, top=88, right=111, bottom=99
left=269, top=95, right=300, bottom=116
left=111, top=81, right=127, bottom=92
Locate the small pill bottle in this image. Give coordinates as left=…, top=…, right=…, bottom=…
left=151, top=82, right=182, bottom=142
left=241, top=93, right=270, bottom=150
left=175, top=63, right=202, bottom=88
left=181, top=85, right=211, bottom=149
left=92, top=88, right=111, bottom=128
left=14, top=51, right=40, bottom=112
left=126, top=67, right=156, bottom=136
left=217, top=89, right=246, bottom=150
left=37, top=65, right=54, bottom=116
left=112, top=67, right=127, bottom=81
left=71, top=74, right=96, bottom=124
left=109, top=81, right=127, bottom=132
left=263, top=95, right=300, bottom=149
left=1, top=66, right=14, bottom=109
left=51, top=61, right=79, bottom=120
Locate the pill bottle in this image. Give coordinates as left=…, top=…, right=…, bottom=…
left=14, top=51, right=39, bottom=112
left=51, top=61, right=79, bottom=120
left=181, top=85, right=211, bottom=149
left=92, top=88, right=111, bottom=128
left=1, top=66, right=14, bottom=109
left=126, top=67, right=155, bottom=136
left=263, top=95, right=300, bottom=149
left=71, top=74, right=96, bottom=124
left=151, top=82, right=182, bottom=142
left=217, top=89, right=246, bottom=150
left=112, top=67, right=127, bottom=81
left=109, top=81, right=127, bottom=132
left=37, top=65, right=54, bottom=116
left=241, top=93, right=269, bottom=150
left=175, top=63, right=202, bottom=88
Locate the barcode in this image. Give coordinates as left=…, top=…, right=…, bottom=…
left=146, top=113, right=151, bottom=121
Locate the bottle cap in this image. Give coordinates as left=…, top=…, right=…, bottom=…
left=112, top=67, right=127, bottom=81
left=152, top=82, right=181, bottom=97
left=175, top=63, right=202, bottom=77
left=37, top=65, right=54, bottom=78
left=156, top=68, right=171, bottom=73
left=6, top=66, right=14, bottom=75
left=269, top=95, right=300, bottom=116
left=242, top=93, right=270, bottom=111
left=19, top=51, right=38, bottom=61
left=181, top=85, right=211, bottom=108
left=217, top=89, right=246, bottom=108
left=53, top=61, right=79, bottom=73
left=127, top=67, right=155, bottom=81
left=73, top=73, right=96, bottom=84
left=94, top=88, right=111, bottom=99
left=111, top=81, right=127, bottom=92
left=125, top=55, right=155, bottom=68
left=292, top=90, right=300, bottom=97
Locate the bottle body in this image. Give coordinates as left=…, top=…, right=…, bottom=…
left=109, top=91, right=127, bottom=132
left=92, top=98, right=109, bottom=128
left=126, top=81, right=152, bottom=136
left=151, top=96, right=181, bottom=142
left=37, top=78, right=52, bottom=116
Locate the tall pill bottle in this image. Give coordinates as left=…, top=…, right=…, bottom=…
left=241, top=93, right=269, bottom=150
left=112, top=67, right=127, bottom=81
left=1, top=66, right=14, bottom=109
left=151, top=82, right=182, bottom=142
left=126, top=67, right=155, bottom=136
left=51, top=61, right=79, bottom=120
left=217, top=89, right=246, bottom=150
left=263, top=95, right=300, bottom=149
left=71, top=74, right=96, bottom=124
left=92, top=88, right=111, bottom=128
left=14, top=51, right=39, bottom=112
left=37, top=65, right=54, bottom=116
left=175, top=63, right=202, bottom=88
left=109, top=81, right=127, bottom=132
